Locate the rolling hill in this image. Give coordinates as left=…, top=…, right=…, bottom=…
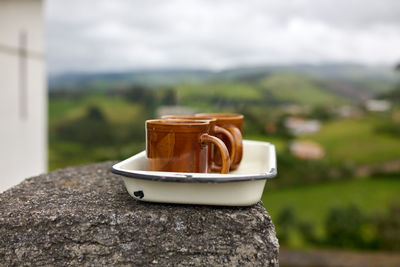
left=49, top=63, right=398, bottom=106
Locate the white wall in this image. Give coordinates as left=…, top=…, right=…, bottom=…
left=0, top=0, right=46, bottom=192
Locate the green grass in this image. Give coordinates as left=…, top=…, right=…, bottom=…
left=262, top=176, right=400, bottom=247
left=48, top=99, right=81, bottom=123
left=301, top=116, right=400, bottom=165
left=177, top=73, right=348, bottom=108
left=48, top=95, right=148, bottom=170
left=244, top=134, right=287, bottom=153
left=263, top=176, right=400, bottom=224
left=260, top=73, right=344, bottom=106
left=176, top=82, right=263, bottom=108
left=48, top=140, right=145, bottom=170
left=49, top=95, right=144, bottom=124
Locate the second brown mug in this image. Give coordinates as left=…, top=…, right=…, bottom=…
left=195, top=113, right=243, bottom=171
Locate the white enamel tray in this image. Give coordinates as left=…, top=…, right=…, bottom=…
left=111, top=140, right=277, bottom=206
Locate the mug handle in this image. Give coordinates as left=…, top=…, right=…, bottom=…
left=214, top=126, right=236, bottom=165
left=200, top=134, right=230, bottom=174
left=226, top=125, right=243, bottom=168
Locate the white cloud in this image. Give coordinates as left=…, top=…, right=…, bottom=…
left=45, top=0, right=400, bottom=73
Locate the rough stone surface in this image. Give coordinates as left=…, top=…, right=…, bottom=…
left=0, top=162, right=279, bottom=266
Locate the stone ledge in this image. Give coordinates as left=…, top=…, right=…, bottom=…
left=0, top=162, right=279, bottom=266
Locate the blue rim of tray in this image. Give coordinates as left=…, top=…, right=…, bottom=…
left=110, top=140, right=277, bottom=183
left=111, top=166, right=277, bottom=183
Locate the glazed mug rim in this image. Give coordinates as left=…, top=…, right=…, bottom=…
left=195, top=113, right=244, bottom=120
left=146, top=119, right=210, bottom=133
left=161, top=115, right=217, bottom=123
left=195, top=113, right=243, bottom=125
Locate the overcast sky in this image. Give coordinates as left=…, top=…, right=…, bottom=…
left=46, top=0, right=400, bottom=73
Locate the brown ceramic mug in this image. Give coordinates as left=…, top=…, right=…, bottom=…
left=161, top=115, right=236, bottom=172
left=195, top=113, right=243, bottom=170
left=146, top=119, right=230, bottom=174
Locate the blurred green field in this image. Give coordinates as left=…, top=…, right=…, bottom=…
left=260, top=73, right=344, bottom=106
left=263, top=176, right=400, bottom=225
left=299, top=116, right=400, bottom=165
left=176, top=81, right=263, bottom=109
left=244, top=135, right=287, bottom=153
left=262, top=176, right=400, bottom=248
left=49, top=98, right=81, bottom=122
left=49, top=95, right=148, bottom=170
left=49, top=95, right=145, bottom=123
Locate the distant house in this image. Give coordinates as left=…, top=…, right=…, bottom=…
left=264, top=122, right=277, bottom=134
left=392, top=111, right=400, bottom=123
left=0, top=0, right=46, bottom=192
left=284, top=117, right=321, bottom=135
left=365, top=99, right=391, bottom=112
left=336, top=105, right=363, bottom=118
left=282, top=104, right=311, bottom=115
left=290, top=140, right=325, bottom=160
